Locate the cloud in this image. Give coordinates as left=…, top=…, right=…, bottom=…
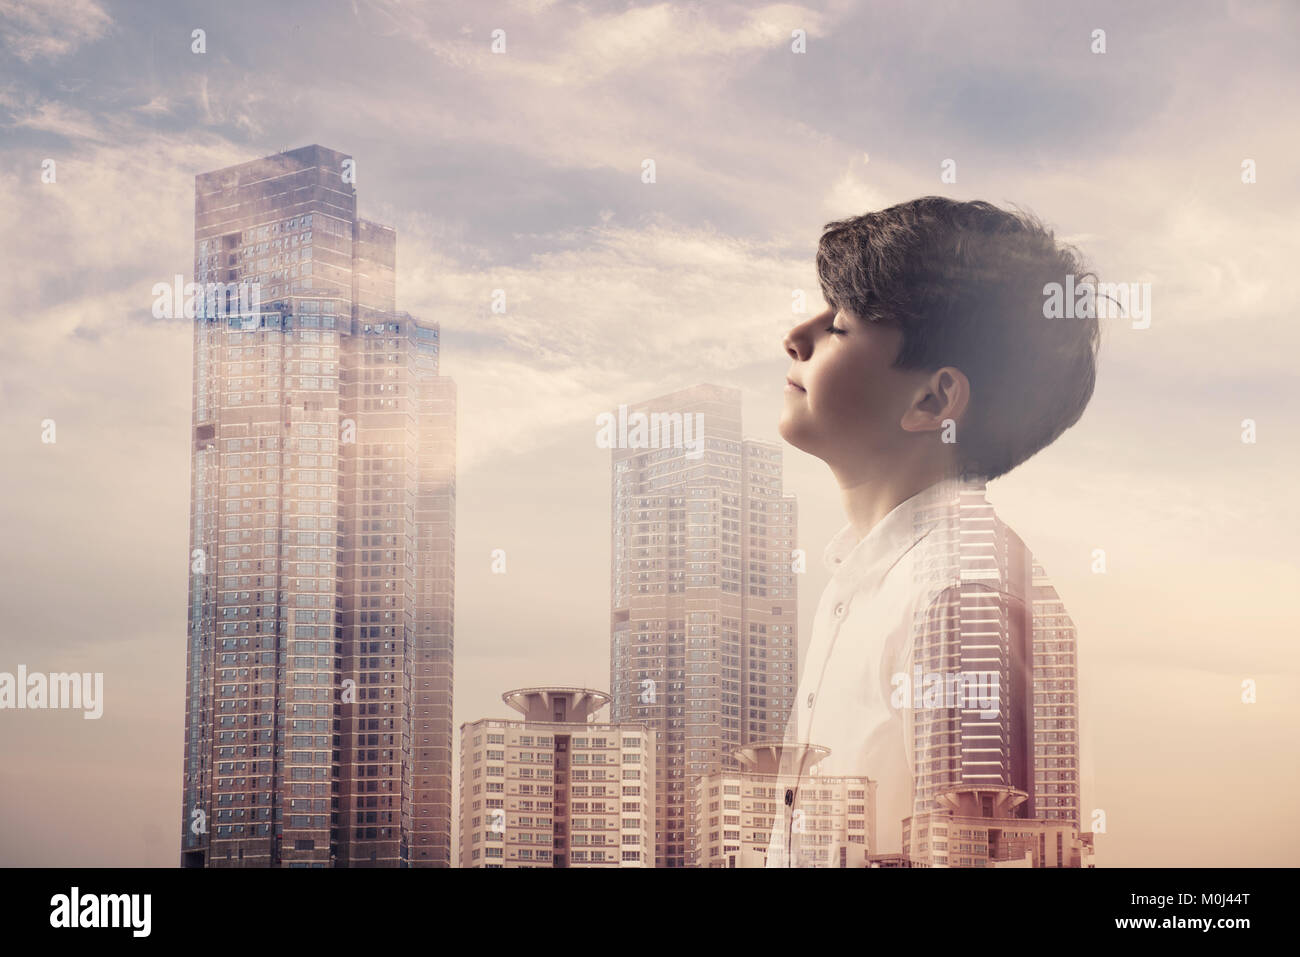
left=134, top=93, right=172, bottom=116
left=394, top=217, right=816, bottom=469
left=0, top=0, right=111, bottom=63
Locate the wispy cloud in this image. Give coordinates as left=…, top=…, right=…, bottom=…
left=0, top=0, right=111, bottom=63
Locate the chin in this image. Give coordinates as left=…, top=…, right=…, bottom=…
left=777, top=413, right=813, bottom=452
left=780, top=416, right=837, bottom=465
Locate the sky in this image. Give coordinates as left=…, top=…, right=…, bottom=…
left=0, top=0, right=1297, bottom=866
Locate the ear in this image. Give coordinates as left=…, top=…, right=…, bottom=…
left=900, top=366, right=969, bottom=432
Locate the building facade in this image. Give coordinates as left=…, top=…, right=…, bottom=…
left=1031, top=561, right=1083, bottom=830
left=180, top=145, right=456, bottom=867
left=906, top=483, right=1082, bottom=831
left=903, top=786, right=1094, bottom=868
left=608, top=384, right=798, bottom=867
left=893, top=482, right=1085, bottom=864
left=694, top=743, right=875, bottom=868
left=459, top=688, right=656, bottom=867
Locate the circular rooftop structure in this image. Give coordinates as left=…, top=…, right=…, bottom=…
left=501, top=686, right=611, bottom=723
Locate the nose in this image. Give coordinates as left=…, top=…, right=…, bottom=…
left=780, top=308, right=832, bottom=361
left=784, top=317, right=813, bottom=361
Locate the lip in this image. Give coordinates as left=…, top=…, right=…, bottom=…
left=785, top=377, right=805, bottom=393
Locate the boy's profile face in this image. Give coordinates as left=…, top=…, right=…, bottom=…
left=779, top=305, right=923, bottom=472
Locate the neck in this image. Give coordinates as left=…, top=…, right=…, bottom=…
left=832, top=458, right=955, bottom=541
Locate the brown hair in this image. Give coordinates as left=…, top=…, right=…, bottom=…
left=816, top=196, right=1101, bottom=480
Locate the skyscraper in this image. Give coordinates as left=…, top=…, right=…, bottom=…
left=608, top=383, right=797, bottom=867
left=180, top=145, right=456, bottom=867
left=907, top=483, right=1034, bottom=821
left=1030, top=561, right=1083, bottom=830
left=902, top=483, right=1083, bottom=864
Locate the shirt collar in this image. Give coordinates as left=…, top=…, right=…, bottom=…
left=822, top=475, right=985, bottom=577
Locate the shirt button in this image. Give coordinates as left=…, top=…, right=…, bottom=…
left=806, top=692, right=814, bottom=708
left=784, top=788, right=794, bottom=806
left=833, top=602, right=846, bottom=618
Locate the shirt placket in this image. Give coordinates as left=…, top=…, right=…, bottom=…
left=781, top=530, right=930, bottom=866
left=781, top=586, right=852, bottom=866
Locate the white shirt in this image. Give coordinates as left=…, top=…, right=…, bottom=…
left=765, top=475, right=994, bottom=868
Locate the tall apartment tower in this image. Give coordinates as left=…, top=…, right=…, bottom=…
left=1030, top=561, right=1082, bottom=830
left=907, top=483, right=1032, bottom=821
left=608, top=383, right=797, bottom=867
left=180, top=145, right=456, bottom=868
left=903, top=482, right=1082, bottom=863
left=458, top=688, right=656, bottom=868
